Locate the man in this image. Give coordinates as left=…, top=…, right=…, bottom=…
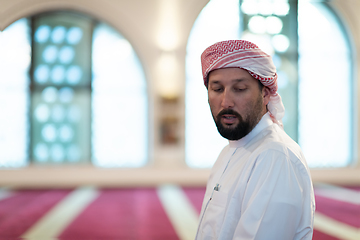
left=195, top=40, right=315, bottom=240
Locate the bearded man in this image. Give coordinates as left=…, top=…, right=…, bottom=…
left=195, top=40, right=315, bottom=240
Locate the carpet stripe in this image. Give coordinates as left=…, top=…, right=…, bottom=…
left=21, top=187, right=99, bottom=239
left=314, top=212, right=360, bottom=239
left=157, top=185, right=199, bottom=240
left=182, top=187, right=206, bottom=214
left=315, top=184, right=360, bottom=205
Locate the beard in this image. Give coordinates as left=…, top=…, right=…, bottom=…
left=214, top=96, right=264, bottom=140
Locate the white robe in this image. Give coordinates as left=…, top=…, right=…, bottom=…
left=196, top=113, right=315, bottom=240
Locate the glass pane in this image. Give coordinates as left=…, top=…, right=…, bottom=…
left=92, top=24, right=148, bottom=167
left=0, top=19, right=30, bottom=167
left=298, top=2, right=353, bottom=167
left=185, top=0, right=240, bottom=168
left=240, top=0, right=298, bottom=141
left=32, top=12, right=92, bottom=164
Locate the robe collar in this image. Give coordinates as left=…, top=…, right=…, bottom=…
left=229, top=112, right=273, bottom=149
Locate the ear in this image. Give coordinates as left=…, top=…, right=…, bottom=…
left=262, top=87, right=271, bottom=106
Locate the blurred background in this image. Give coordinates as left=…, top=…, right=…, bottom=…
left=0, top=0, right=359, bottom=239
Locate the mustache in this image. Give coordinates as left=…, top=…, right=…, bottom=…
left=216, top=109, right=242, bottom=120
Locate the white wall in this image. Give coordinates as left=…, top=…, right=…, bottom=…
left=0, top=0, right=359, bottom=188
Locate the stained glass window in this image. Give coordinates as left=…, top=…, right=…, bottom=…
left=32, top=13, right=92, bottom=164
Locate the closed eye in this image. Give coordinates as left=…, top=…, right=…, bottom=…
left=234, top=88, right=246, bottom=92
left=211, top=87, right=223, bottom=92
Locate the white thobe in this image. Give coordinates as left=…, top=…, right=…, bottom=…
left=196, top=113, right=315, bottom=240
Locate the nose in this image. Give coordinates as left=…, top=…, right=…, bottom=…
left=221, top=89, right=234, bottom=109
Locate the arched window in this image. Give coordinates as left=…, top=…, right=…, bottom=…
left=185, top=0, right=354, bottom=168
left=0, top=11, right=148, bottom=168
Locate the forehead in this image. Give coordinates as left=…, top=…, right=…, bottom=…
left=208, top=68, right=257, bottom=84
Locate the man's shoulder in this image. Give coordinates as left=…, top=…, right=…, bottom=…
left=250, top=124, right=300, bottom=153
left=250, top=124, right=307, bottom=167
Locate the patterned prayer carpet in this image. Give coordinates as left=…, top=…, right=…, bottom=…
left=0, top=184, right=358, bottom=239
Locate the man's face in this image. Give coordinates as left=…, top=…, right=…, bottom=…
left=207, top=68, right=270, bottom=140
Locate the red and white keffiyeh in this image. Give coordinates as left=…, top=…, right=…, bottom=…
left=201, top=40, right=285, bottom=126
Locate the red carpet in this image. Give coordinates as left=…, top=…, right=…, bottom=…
left=60, top=188, right=178, bottom=240
left=0, top=189, right=71, bottom=237
left=313, top=230, right=340, bottom=240
left=312, top=186, right=360, bottom=240
left=315, top=194, right=360, bottom=228
left=0, top=185, right=357, bottom=239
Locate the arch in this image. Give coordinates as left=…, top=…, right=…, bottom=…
left=0, top=0, right=150, bottom=76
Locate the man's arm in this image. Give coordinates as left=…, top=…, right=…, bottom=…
left=233, top=149, right=313, bottom=240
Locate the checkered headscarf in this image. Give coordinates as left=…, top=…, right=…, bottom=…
left=201, top=40, right=285, bottom=126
